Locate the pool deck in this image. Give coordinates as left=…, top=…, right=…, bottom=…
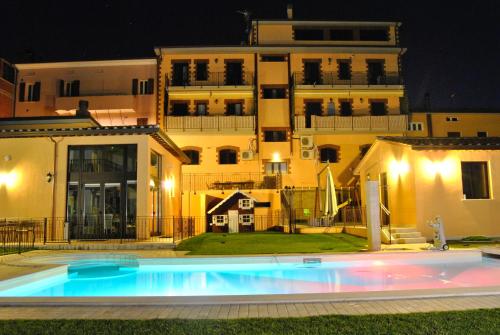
left=0, top=248, right=499, bottom=319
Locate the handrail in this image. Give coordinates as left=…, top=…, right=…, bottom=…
left=380, top=202, right=391, bottom=216
left=167, top=71, right=254, bottom=87
left=294, top=71, right=402, bottom=86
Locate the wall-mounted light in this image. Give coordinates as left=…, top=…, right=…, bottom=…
left=0, top=171, right=18, bottom=188
left=163, top=177, right=175, bottom=197
left=46, top=172, right=53, bottom=183
left=214, top=58, right=218, bottom=64
left=422, top=158, right=455, bottom=179
left=149, top=179, right=156, bottom=191
left=389, top=159, right=409, bottom=178
left=272, top=152, right=281, bottom=162
left=3, top=155, right=11, bottom=162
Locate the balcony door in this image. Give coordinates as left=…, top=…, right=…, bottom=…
left=225, top=61, right=243, bottom=85
left=367, top=61, right=385, bottom=84
left=172, top=62, right=190, bottom=86
left=304, top=61, right=321, bottom=85
left=305, top=101, right=322, bottom=128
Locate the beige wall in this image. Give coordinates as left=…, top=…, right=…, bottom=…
left=356, top=140, right=500, bottom=239
left=408, top=112, right=500, bottom=137
left=15, top=60, right=157, bottom=126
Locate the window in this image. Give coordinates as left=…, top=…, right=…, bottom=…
left=337, top=60, right=351, bottom=80
left=447, top=132, right=461, bottom=138
left=477, top=131, right=488, bottom=137
left=446, top=117, right=458, bottom=122
left=359, top=144, right=371, bottom=158
left=261, top=55, right=286, bottom=62
left=370, top=101, right=387, bottom=116
left=226, top=102, right=243, bottom=115
left=195, top=61, right=208, bottom=81
left=294, top=28, right=324, bottom=40
left=183, top=150, right=200, bottom=165
left=195, top=102, right=207, bottom=116
left=171, top=102, right=189, bottom=116
left=239, top=214, right=254, bottom=225
left=303, top=61, right=321, bottom=85
left=212, top=215, right=228, bottom=225
left=262, top=87, right=287, bottom=99
left=461, top=162, right=490, bottom=199
left=408, top=122, right=424, bottom=131
left=319, top=147, right=339, bottom=163
left=132, top=78, right=154, bottom=95
left=219, top=149, right=237, bottom=164
left=265, top=162, right=288, bottom=175
left=359, top=29, right=389, bottom=41
left=59, top=80, right=80, bottom=97
left=1, top=62, right=15, bottom=83
left=329, top=29, right=354, bottom=41
left=172, top=62, right=190, bottom=86
left=264, top=130, right=287, bottom=142
left=225, top=61, right=243, bottom=85
left=339, top=100, right=353, bottom=116
left=238, top=199, right=254, bottom=209
left=367, top=60, right=386, bottom=84
left=19, top=82, right=41, bottom=102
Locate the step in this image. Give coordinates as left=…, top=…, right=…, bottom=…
left=389, top=227, right=418, bottom=234
left=392, top=232, right=422, bottom=238
left=392, top=237, right=427, bottom=244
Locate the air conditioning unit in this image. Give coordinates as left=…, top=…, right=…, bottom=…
left=241, top=150, right=254, bottom=161
left=300, top=135, right=314, bottom=149
left=301, top=149, right=315, bottom=160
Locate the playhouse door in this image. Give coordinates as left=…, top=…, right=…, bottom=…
left=228, top=210, right=239, bottom=233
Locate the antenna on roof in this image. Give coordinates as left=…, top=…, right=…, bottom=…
left=287, top=4, right=293, bottom=20
left=237, top=9, right=252, bottom=33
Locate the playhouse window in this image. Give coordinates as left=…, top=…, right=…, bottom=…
left=239, top=214, right=254, bottom=225
left=239, top=199, right=254, bottom=209
left=212, top=215, right=227, bottom=226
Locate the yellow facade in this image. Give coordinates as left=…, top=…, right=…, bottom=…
left=355, top=139, right=500, bottom=239
left=408, top=112, right=500, bottom=137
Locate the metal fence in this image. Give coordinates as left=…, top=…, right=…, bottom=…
left=182, top=173, right=282, bottom=192
left=0, top=221, right=36, bottom=255
left=294, top=71, right=402, bottom=86
left=167, top=71, right=254, bottom=87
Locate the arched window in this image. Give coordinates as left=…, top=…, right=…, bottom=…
left=218, top=149, right=238, bottom=164
left=183, top=150, right=200, bottom=165
left=319, top=146, right=339, bottom=163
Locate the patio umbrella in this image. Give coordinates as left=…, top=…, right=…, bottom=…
left=324, top=166, right=339, bottom=218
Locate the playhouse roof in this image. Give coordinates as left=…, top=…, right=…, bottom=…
left=207, top=191, right=257, bottom=214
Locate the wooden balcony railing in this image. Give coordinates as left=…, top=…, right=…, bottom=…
left=164, top=115, right=255, bottom=133
left=294, top=115, right=408, bottom=132
left=182, top=173, right=282, bottom=192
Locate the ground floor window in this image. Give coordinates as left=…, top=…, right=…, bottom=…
left=461, top=162, right=490, bottom=199
left=212, top=215, right=227, bottom=225
left=239, top=214, right=254, bottom=225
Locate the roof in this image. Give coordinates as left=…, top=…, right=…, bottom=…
left=251, top=20, right=400, bottom=27
left=378, top=136, right=500, bottom=150
left=0, top=116, right=101, bottom=129
left=411, top=109, right=500, bottom=114
left=15, top=58, right=156, bottom=70
left=207, top=191, right=257, bottom=214
left=0, top=123, right=190, bottom=163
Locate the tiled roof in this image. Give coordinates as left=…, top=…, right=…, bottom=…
left=378, top=136, right=500, bottom=150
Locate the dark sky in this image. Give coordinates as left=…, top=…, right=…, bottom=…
left=2, top=0, right=499, bottom=110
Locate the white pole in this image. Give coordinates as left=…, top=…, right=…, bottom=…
left=366, top=181, right=381, bottom=251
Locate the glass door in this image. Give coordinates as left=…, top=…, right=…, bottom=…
left=104, top=183, right=121, bottom=238
left=83, top=184, right=102, bottom=238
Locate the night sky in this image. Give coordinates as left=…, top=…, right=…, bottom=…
left=2, top=0, right=499, bottom=111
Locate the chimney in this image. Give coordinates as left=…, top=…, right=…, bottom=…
left=76, top=100, right=90, bottom=117
left=287, top=4, right=293, bottom=20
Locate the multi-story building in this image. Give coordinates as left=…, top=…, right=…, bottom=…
left=156, top=15, right=407, bottom=226
left=0, top=58, right=16, bottom=118
left=14, top=59, right=157, bottom=126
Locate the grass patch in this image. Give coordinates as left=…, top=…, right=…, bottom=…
left=1, top=309, right=499, bottom=335
left=176, top=232, right=366, bottom=255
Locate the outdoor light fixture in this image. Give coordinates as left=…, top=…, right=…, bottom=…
left=3, top=155, right=11, bottom=162
left=423, top=158, right=455, bottom=178
left=163, top=177, right=175, bottom=197
left=46, top=172, right=54, bottom=183
left=389, top=159, right=409, bottom=177
left=0, top=171, right=18, bottom=188
left=272, top=152, right=281, bottom=162
left=149, top=179, right=156, bottom=191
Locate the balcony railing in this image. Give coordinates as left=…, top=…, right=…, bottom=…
left=182, top=173, right=282, bottom=192
left=165, top=115, right=255, bottom=132
left=293, top=71, right=402, bottom=87
left=167, top=71, right=254, bottom=87
left=294, top=115, right=408, bottom=132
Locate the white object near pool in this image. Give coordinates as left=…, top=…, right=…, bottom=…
left=0, top=250, right=498, bottom=303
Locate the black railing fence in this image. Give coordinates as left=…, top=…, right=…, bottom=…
left=167, top=71, right=254, bottom=87
left=294, top=71, right=402, bottom=86
left=0, top=221, right=36, bottom=255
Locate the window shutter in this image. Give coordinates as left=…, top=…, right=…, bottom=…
left=71, top=80, right=80, bottom=96
left=59, top=80, right=65, bottom=97
left=19, top=82, right=25, bottom=101
left=33, top=82, right=41, bottom=101
left=147, top=78, right=154, bottom=95
left=132, top=78, right=138, bottom=95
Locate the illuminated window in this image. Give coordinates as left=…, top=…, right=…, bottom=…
left=461, top=162, right=490, bottom=199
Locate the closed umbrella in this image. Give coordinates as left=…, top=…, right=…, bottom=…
left=324, top=166, right=339, bottom=218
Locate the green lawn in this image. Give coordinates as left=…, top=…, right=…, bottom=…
left=1, top=309, right=499, bottom=335
left=176, top=232, right=367, bottom=255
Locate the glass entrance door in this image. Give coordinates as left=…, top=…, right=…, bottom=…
left=104, top=183, right=121, bottom=238
left=83, top=184, right=102, bottom=238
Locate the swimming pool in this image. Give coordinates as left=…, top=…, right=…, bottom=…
left=0, top=251, right=499, bottom=298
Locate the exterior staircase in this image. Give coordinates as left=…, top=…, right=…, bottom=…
left=382, top=227, right=427, bottom=244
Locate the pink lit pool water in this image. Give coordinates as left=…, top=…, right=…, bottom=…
left=0, top=251, right=499, bottom=297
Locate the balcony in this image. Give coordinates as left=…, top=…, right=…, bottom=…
left=167, top=72, right=254, bottom=88
left=164, top=115, right=255, bottom=133
left=294, top=115, right=408, bottom=133
left=182, top=173, right=281, bottom=192
left=293, top=72, right=402, bottom=88
left=55, top=89, right=153, bottom=112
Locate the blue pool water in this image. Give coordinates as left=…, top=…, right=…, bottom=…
left=1, top=255, right=499, bottom=297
